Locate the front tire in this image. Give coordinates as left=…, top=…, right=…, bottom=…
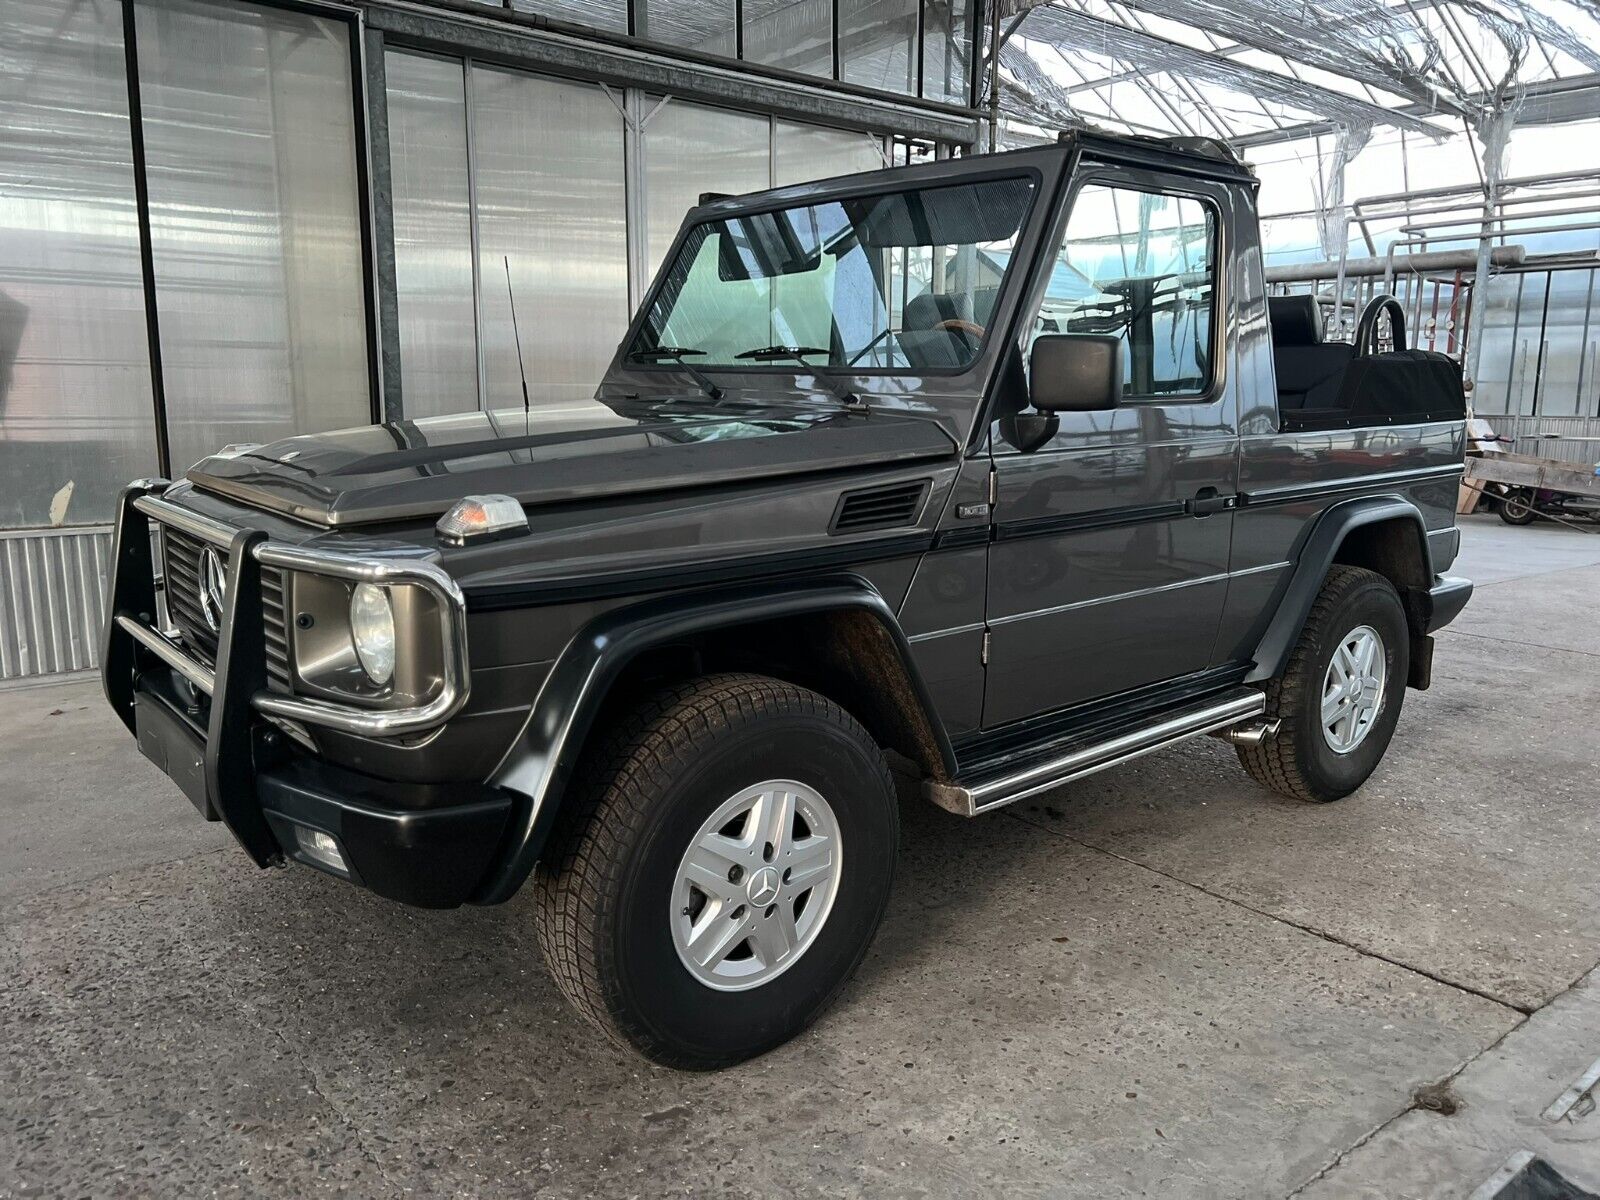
left=533, top=673, right=898, bottom=1069
left=1238, top=565, right=1409, bottom=803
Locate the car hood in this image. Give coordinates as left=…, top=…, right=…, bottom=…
left=187, top=396, right=958, bottom=527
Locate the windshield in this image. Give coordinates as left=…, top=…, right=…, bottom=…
left=630, top=175, right=1037, bottom=373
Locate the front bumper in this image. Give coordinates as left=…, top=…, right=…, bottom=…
left=103, top=483, right=511, bottom=909
left=130, top=675, right=513, bottom=907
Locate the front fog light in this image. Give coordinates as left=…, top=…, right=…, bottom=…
left=295, top=826, right=347, bottom=874
left=349, top=582, right=396, bottom=685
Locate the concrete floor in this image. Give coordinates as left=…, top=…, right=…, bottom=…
left=5, top=513, right=1600, bottom=1198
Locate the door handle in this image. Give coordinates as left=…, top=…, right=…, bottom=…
left=1189, top=487, right=1237, bottom=517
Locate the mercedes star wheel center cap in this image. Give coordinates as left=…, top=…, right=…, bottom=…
left=746, top=867, right=781, bottom=907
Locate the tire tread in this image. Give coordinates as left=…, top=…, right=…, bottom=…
left=1237, top=564, right=1393, bottom=803
left=532, top=672, right=892, bottom=1068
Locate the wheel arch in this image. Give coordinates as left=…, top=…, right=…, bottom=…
left=472, top=578, right=954, bottom=905
left=1249, top=496, right=1436, bottom=686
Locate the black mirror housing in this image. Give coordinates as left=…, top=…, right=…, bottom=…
left=1030, top=334, right=1123, bottom=412
left=1000, top=410, right=1059, bottom=454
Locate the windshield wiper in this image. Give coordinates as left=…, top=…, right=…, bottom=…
left=628, top=346, right=723, bottom=402
left=733, top=345, right=863, bottom=410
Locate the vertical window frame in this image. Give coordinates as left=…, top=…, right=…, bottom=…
left=1034, top=173, right=1228, bottom=407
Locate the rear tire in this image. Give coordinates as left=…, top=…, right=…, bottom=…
left=533, top=673, right=898, bottom=1069
left=1238, top=566, right=1409, bottom=803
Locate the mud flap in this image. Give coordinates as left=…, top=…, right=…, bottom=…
left=1408, top=634, right=1434, bottom=690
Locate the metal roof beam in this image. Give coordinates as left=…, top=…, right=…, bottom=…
left=366, top=1, right=980, bottom=143
left=1100, top=0, right=1250, bottom=139
left=1004, top=0, right=1472, bottom=117
left=1008, top=5, right=1451, bottom=137
left=1230, top=71, right=1600, bottom=149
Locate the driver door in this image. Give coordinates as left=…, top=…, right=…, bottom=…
left=982, top=169, right=1240, bottom=728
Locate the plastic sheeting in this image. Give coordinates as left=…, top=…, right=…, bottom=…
left=1004, top=7, right=1444, bottom=136
left=994, top=0, right=1600, bottom=143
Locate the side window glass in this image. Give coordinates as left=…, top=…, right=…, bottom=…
left=1029, top=182, right=1217, bottom=399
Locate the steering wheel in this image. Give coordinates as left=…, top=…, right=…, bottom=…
left=934, top=318, right=986, bottom=339
left=1353, top=295, right=1407, bottom=356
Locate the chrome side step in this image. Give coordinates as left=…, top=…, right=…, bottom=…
left=926, top=687, right=1267, bottom=818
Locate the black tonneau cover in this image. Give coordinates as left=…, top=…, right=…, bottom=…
left=1283, top=349, right=1467, bottom=432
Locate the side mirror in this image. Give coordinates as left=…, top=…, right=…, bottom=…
left=1030, top=334, right=1123, bottom=412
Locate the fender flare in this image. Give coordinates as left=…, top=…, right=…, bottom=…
left=471, top=576, right=954, bottom=905
left=1247, top=495, right=1435, bottom=683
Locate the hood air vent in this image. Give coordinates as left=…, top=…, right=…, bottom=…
left=830, top=480, right=931, bottom=534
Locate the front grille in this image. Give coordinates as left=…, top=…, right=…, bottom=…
left=161, top=528, right=219, bottom=667
left=157, top=523, right=292, bottom=693
left=260, top=567, right=292, bottom=694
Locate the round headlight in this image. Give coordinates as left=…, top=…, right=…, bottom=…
left=349, top=583, right=396, bottom=686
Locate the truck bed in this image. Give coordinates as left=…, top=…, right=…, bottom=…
left=1465, top=451, right=1600, bottom=499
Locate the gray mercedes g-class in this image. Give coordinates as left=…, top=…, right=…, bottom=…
left=102, top=131, right=1471, bottom=1069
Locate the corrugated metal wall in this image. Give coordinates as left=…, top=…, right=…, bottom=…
left=1482, top=415, right=1600, bottom=465
left=0, top=527, right=112, bottom=681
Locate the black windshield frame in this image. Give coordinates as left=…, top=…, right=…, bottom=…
left=618, top=163, right=1048, bottom=382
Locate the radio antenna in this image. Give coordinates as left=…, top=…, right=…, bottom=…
left=504, top=256, right=531, bottom=433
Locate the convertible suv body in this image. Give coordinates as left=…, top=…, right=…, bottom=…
left=103, top=131, right=1471, bottom=1068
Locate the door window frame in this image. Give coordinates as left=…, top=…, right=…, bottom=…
left=1000, top=162, right=1232, bottom=420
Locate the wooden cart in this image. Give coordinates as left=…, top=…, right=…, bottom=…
left=1464, top=449, right=1600, bottom=526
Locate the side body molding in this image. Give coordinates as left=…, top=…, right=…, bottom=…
left=472, top=577, right=956, bottom=905
left=1247, top=495, right=1434, bottom=683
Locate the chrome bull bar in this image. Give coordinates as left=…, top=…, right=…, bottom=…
left=108, top=484, right=471, bottom=741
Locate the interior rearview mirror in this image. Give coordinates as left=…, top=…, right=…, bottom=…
left=1029, top=334, right=1123, bottom=412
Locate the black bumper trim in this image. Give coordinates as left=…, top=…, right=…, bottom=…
left=259, top=759, right=514, bottom=909
left=130, top=676, right=512, bottom=909
left=1425, top=574, right=1473, bottom=633
left=133, top=686, right=215, bottom=820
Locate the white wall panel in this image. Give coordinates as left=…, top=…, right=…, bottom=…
left=0, top=0, right=159, bottom=530
left=774, top=120, right=885, bottom=187
left=137, top=0, right=370, bottom=472
left=387, top=51, right=479, bottom=418
left=643, top=99, right=771, bottom=278
left=471, top=64, right=629, bottom=408
left=0, top=527, right=113, bottom=680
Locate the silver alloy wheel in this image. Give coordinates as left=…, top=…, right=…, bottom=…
left=670, top=779, right=843, bottom=992
left=1321, top=624, right=1387, bottom=753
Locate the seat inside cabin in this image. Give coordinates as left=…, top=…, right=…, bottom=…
left=896, top=290, right=983, bottom=369
left=1267, top=293, right=1466, bottom=430
left=1268, top=294, right=1355, bottom=413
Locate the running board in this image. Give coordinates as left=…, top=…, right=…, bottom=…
left=926, top=687, right=1266, bottom=818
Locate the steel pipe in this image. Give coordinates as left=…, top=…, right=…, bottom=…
left=1265, top=245, right=1526, bottom=283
